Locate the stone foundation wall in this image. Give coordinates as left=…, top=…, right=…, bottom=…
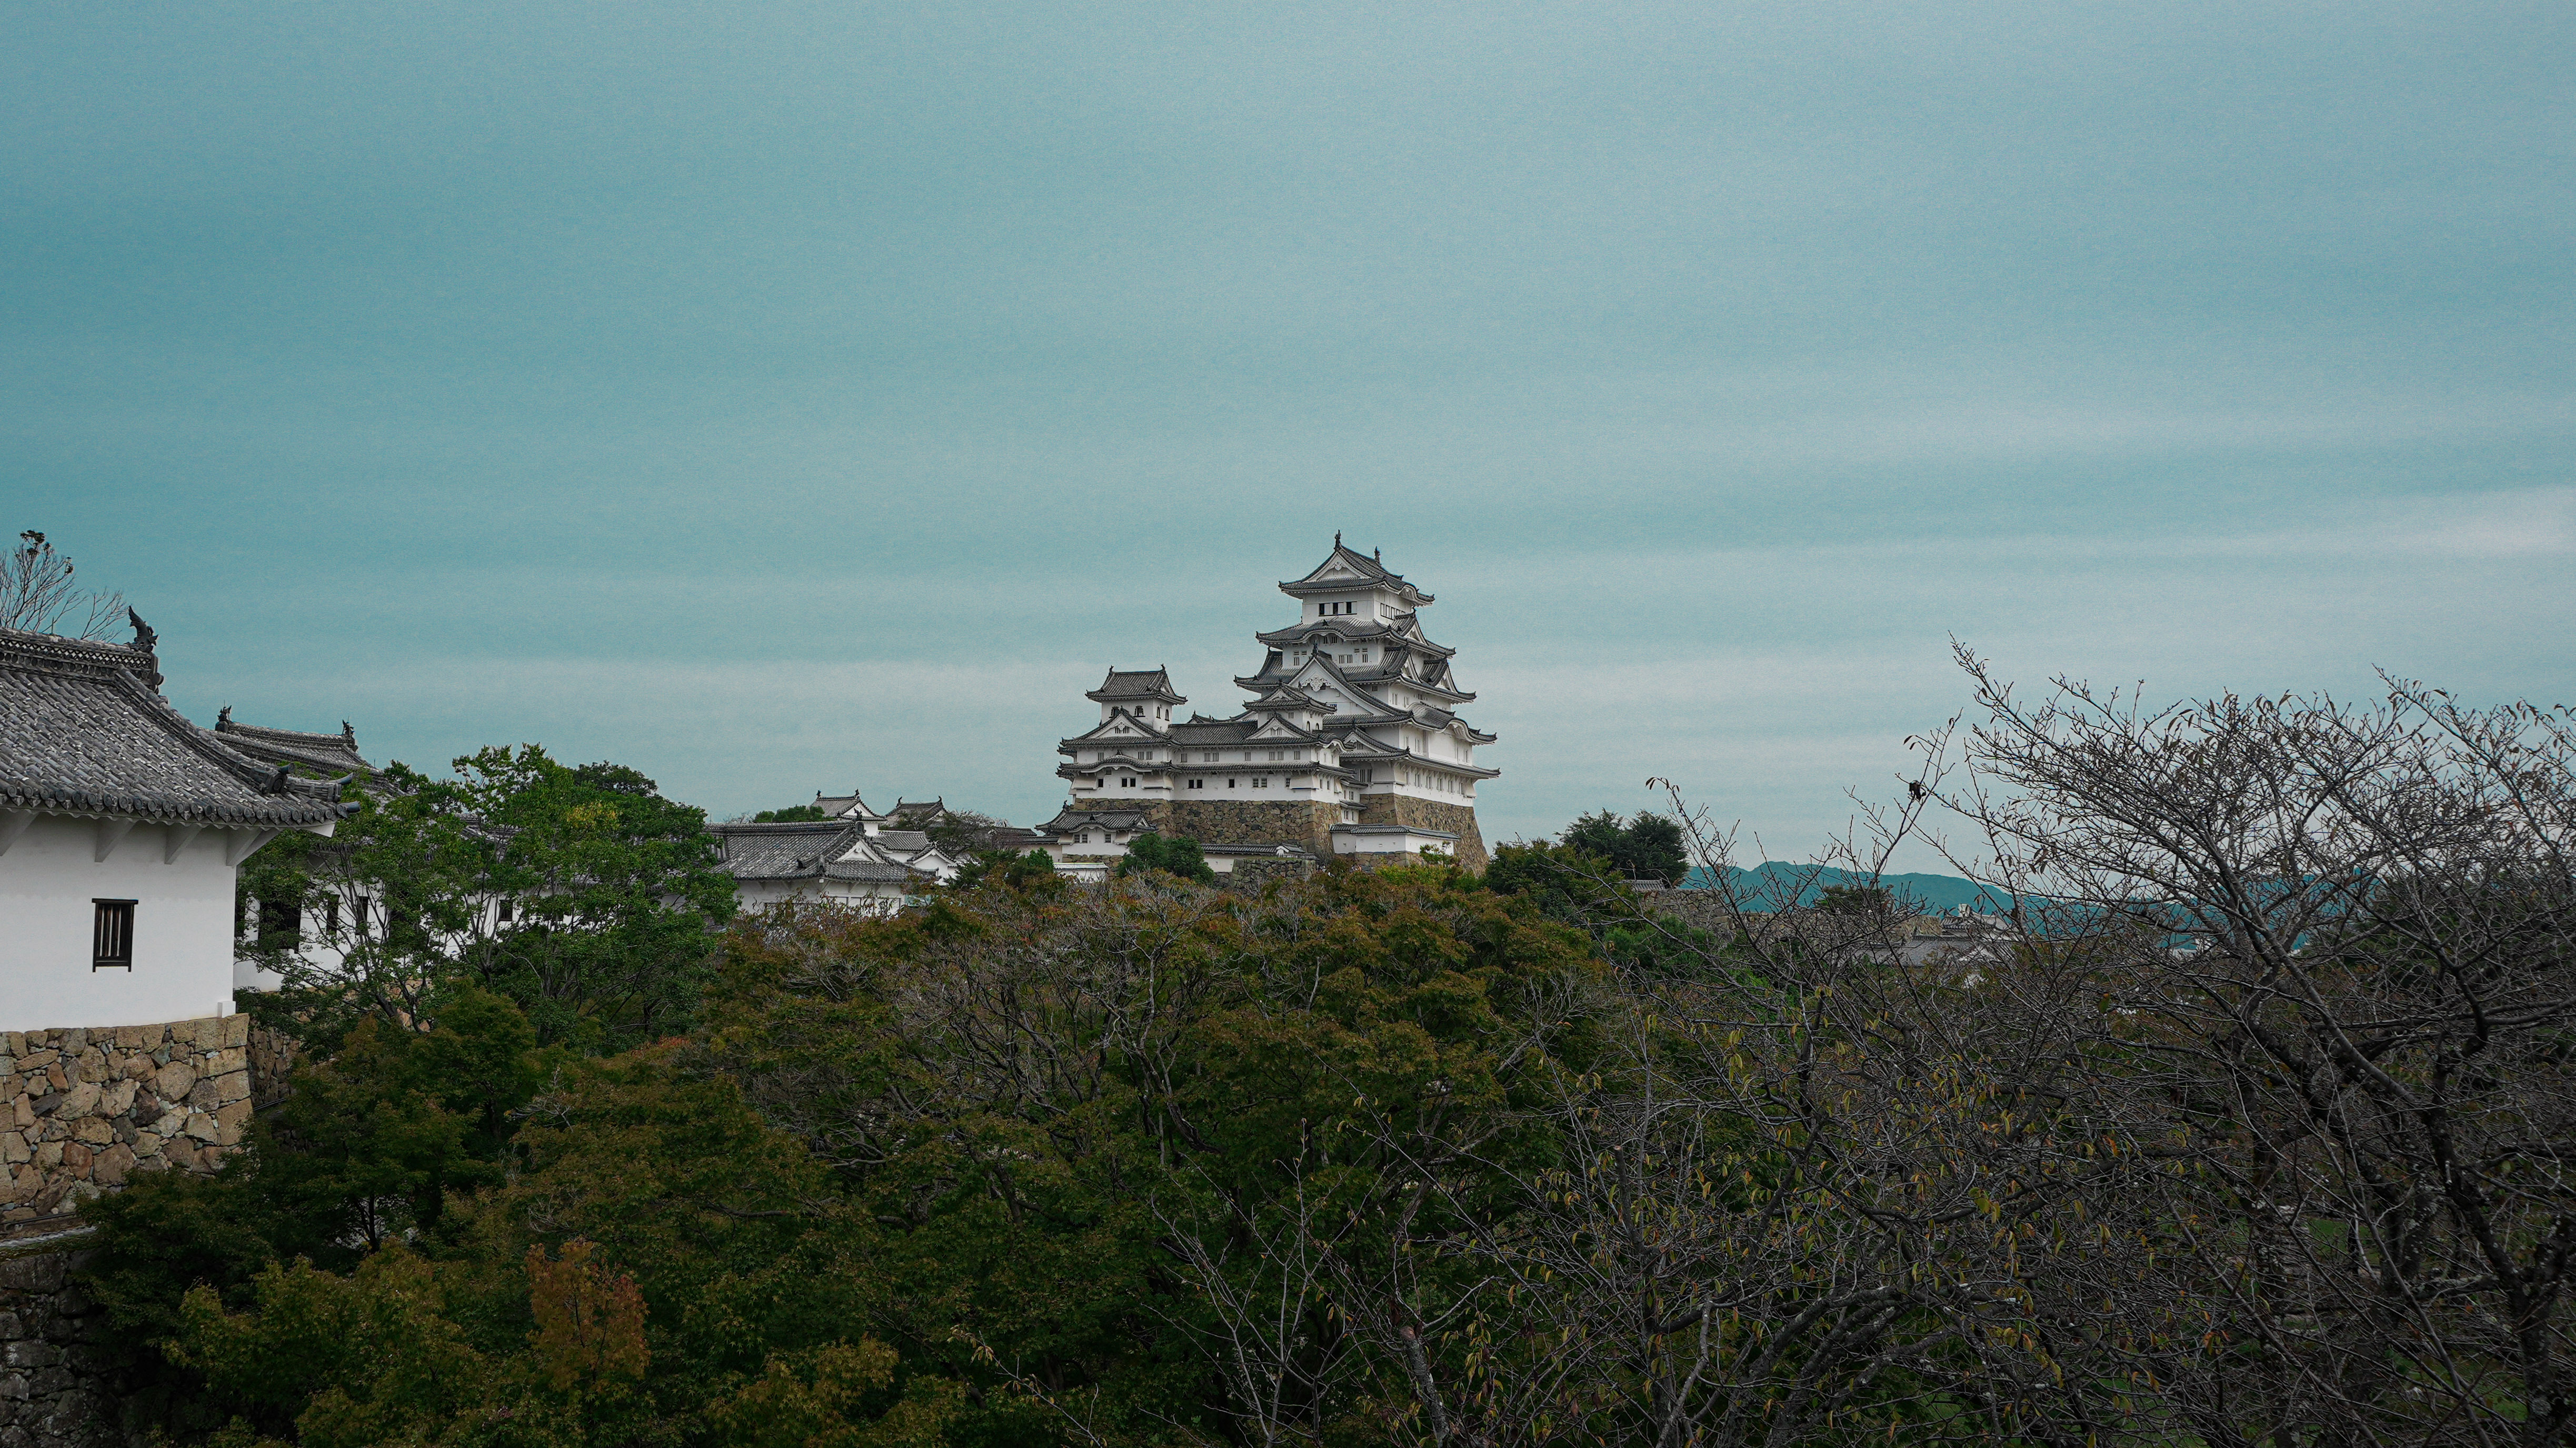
left=1125, top=799, right=1349, bottom=859
left=1225, top=856, right=1317, bottom=893
left=2, top=1016, right=267, bottom=1241
left=1357, top=797, right=1489, bottom=872
left=1111, top=796, right=1488, bottom=872
left=0, top=1240, right=117, bottom=1448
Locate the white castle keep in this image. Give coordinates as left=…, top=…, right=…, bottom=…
left=1040, top=538, right=1496, bottom=876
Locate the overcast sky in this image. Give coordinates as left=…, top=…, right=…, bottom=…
left=6, top=3, right=2570, bottom=861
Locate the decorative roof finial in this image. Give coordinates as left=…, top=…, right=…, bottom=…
left=1374, top=547, right=1381, bottom=562
left=126, top=609, right=164, bottom=688
left=217, top=705, right=233, bottom=728
left=342, top=720, right=355, bottom=743
left=1334, top=530, right=1342, bottom=547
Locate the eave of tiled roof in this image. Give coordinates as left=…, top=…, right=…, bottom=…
left=1, top=626, right=352, bottom=828
left=1254, top=620, right=1455, bottom=658
left=1276, top=542, right=1432, bottom=605
left=213, top=717, right=381, bottom=783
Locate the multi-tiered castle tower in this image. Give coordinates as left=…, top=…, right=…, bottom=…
left=1049, top=538, right=1495, bottom=871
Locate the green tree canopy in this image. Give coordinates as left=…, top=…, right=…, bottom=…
left=240, top=744, right=734, bottom=1055
left=1557, top=807, right=1691, bottom=884
left=1110, top=831, right=1215, bottom=883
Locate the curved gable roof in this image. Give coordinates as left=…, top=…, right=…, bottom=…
left=1277, top=539, right=1432, bottom=606
left=1086, top=667, right=1186, bottom=705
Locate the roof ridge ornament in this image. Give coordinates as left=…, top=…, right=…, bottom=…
left=126, top=608, right=164, bottom=688
left=217, top=705, right=233, bottom=728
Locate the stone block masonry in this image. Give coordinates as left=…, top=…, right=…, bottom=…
left=0, top=1241, right=118, bottom=1448
left=1359, top=796, right=1489, bottom=872
left=1152, top=799, right=1347, bottom=859
left=1106, top=797, right=1489, bottom=873
left=1224, top=856, right=1317, bottom=893
left=1, top=1015, right=285, bottom=1241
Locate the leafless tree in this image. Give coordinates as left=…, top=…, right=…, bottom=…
left=1, top=530, right=127, bottom=638
left=1924, top=650, right=2576, bottom=1447
left=1447, top=650, right=2575, bottom=1447
left=1401, top=806, right=2156, bottom=1447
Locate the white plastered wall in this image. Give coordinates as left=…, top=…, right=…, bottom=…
left=1, top=814, right=270, bottom=1033
left=730, top=877, right=910, bottom=915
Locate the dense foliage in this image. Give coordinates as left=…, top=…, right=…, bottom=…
left=1556, top=809, right=1689, bottom=886
left=238, top=745, right=734, bottom=1053
left=82, top=673, right=2576, bottom=1447
left=1112, top=831, right=1217, bottom=883
left=90, top=860, right=1620, bottom=1445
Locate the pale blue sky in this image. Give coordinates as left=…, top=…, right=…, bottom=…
left=7, top=3, right=2570, bottom=859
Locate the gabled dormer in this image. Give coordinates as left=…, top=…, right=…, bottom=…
left=1276, top=534, right=1433, bottom=625
left=1085, top=667, right=1185, bottom=731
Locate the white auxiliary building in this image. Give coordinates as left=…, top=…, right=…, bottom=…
left=710, top=791, right=964, bottom=912
left=0, top=620, right=351, bottom=1033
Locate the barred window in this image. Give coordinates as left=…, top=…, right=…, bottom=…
left=93, top=900, right=135, bottom=971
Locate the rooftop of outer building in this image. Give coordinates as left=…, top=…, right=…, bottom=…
left=0, top=619, right=352, bottom=830
left=212, top=708, right=385, bottom=787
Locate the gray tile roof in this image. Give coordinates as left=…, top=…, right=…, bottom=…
left=1242, top=686, right=1325, bottom=711
left=1086, top=668, right=1186, bottom=703
left=711, top=820, right=930, bottom=884
left=213, top=712, right=382, bottom=782
left=0, top=625, right=351, bottom=828
left=826, top=858, right=915, bottom=883
left=1254, top=618, right=1455, bottom=659
left=1040, top=805, right=1153, bottom=833
left=1278, top=540, right=1432, bottom=605
left=710, top=821, right=858, bottom=879
left=1166, top=720, right=1261, bottom=744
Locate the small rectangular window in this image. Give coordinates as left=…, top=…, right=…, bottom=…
left=324, top=896, right=341, bottom=933
left=93, top=900, right=136, bottom=970
left=355, top=895, right=371, bottom=937
left=497, top=900, right=515, bottom=925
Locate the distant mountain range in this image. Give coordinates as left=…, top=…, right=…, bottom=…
left=1684, top=863, right=2016, bottom=914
